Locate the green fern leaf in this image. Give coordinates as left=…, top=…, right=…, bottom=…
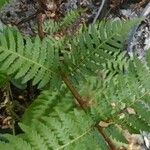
left=64, top=19, right=140, bottom=80
left=104, top=125, right=127, bottom=143
left=132, top=101, right=150, bottom=125
left=0, top=28, right=61, bottom=88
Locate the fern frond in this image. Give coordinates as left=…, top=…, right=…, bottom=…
left=0, top=19, right=140, bottom=89
left=3, top=134, right=33, bottom=150
left=63, top=19, right=139, bottom=81
left=104, top=125, right=127, bottom=144
left=0, top=142, right=15, bottom=150
left=0, top=97, right=103, bottom=149
left=132, top=101, right=150, bottom=126
left=43, top=10, right=80, bottom=36
left=44, top=20, right=60, bottom=35
left=77, top=55, right=150, bottom=142
left=1, top=52, right=150, bottom=149
left=0, top=28, right=62, bottom=88
left=22, top=88, right=74, bottom=125
left=0, top=13, right=147, bottom=149
left=60, top=10, right=80, bottom=28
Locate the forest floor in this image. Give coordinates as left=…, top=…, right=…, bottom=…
left=0, top=0, right=150, bottom=134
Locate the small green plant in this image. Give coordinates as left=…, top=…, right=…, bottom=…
left=0, top=0, right=9, bottom=8
left=0, top=9, right=149, bottom=150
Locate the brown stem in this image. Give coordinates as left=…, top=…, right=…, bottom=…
left=61, top=71, right=86, bottom=110
left=96, top=125, right=117, bottom=150
left=61, top=71, right=117, bottom=150
left=37, top=13, right=45, bottom=40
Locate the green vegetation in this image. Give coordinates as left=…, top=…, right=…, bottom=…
left=0, top=7, right=149, bottom=150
